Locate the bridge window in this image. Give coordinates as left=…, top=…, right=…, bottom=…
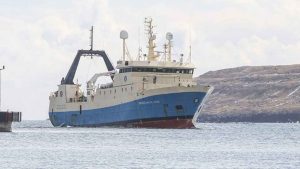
left=131, top=67, right=193, bottom=74
left=120, top=68, right=132, bottom=73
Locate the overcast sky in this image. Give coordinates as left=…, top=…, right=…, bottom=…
left=1, top=0, right=300, bottom=120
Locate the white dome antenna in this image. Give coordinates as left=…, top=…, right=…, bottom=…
left=120, top=30, right=131, bottom=61
left=120, top=30, right=128, bottom=40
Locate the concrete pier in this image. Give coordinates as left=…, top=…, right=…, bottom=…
left=0, top=111, right=21, bottom=132
left=0, top=65, right=21, bottom=132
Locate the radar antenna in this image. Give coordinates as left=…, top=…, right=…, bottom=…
left=144, top=17, right=158, bottom=61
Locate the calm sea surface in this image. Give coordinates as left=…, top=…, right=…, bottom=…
left=0, top=121, right=299, bottom=169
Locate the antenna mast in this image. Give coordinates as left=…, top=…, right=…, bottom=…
left=163, top=43, right=167, bottom=62
left=166, top=32, right=173, bottom=62
left=145, top=17, right=157, bottom=61
left=187, top=27, right=192, bottom=63
left=188, top=44, right=191, bottom=63
left=137, top=25, right=142, bottom=61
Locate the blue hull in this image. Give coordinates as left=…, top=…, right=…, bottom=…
left=49, top=92, right=206, bottom=128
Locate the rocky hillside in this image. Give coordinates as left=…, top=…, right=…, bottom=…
left=197, top=64, right=300, bottom=122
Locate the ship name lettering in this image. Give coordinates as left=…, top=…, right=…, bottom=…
left=138, top=100, right=160, bottom=105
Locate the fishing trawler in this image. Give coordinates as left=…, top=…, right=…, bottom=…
left=49, top=18, right=213, bottom=128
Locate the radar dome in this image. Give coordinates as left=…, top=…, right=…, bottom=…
left=120, top=30, right=128, bottom=39
left=166, top=32, right=173, bottom=40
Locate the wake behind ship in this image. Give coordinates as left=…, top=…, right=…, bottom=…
left=49, top=18, right=213, bottom=128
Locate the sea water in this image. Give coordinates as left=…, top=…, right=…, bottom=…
left=0, top=121, right=299, bottom=169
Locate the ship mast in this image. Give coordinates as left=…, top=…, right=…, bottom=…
left=187, top=28, right=192, bottom=63
left=145, top=17, right=158, bottom=61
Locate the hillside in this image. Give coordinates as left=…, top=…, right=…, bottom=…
left=197, top=64, right=300, bottom=122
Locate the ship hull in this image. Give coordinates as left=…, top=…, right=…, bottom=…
left=49, top=91, right=206, bottom=128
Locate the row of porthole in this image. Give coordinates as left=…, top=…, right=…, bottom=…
left=179, top=79, right=190, bottom=82
left=99, top=86, right=133, bottom=95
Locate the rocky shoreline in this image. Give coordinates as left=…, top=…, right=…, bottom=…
left=197, top=64, right=300, bottom=122
left=198, top=112, right=300, bottom=123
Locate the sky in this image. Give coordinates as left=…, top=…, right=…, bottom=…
left=1, top=0, right=300, bottom=120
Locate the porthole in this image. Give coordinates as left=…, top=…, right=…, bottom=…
left=175, top=105, right=183, bottom=112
